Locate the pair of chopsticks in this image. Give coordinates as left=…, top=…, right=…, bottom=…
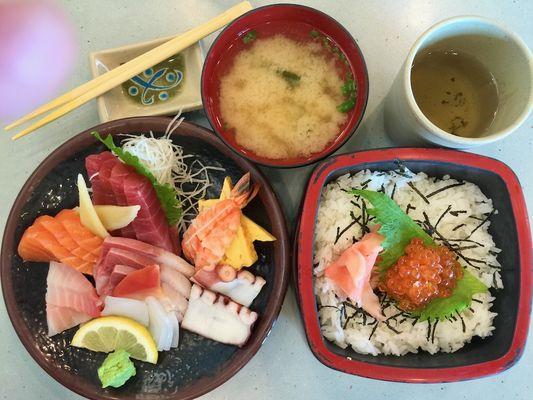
left=5, top=1, right=252, bottom=140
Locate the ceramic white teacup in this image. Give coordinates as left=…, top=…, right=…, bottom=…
left=384, top=16, right=533, bottom=148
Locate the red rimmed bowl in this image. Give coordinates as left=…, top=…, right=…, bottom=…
left=295, top=148, right=531, bottom=382
left=201, top=3, right=369, bottom=168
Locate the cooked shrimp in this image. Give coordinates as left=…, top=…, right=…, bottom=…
left=182, top=173, right=259, bottom=270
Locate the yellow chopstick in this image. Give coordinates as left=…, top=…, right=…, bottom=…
left=8, top=1, right=252, bottom=140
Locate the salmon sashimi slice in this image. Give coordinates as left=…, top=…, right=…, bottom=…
left=46, top=304, right=91, bottom=337
left=35, top=216, right=78, bottom=252
left=18, top=210, right=103, bottom=275
left=324, top=232, right=385, bottom=321
left=113, top=264, right=162, bottom=300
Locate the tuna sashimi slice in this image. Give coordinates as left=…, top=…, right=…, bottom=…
left=46, top=304, right=91, bottom=337
left=85, top=152, right=118, bottom=206
left=109, top=264, right=137, bottom=288
left=94, top=247, right=154, bottom=295
left=102, top=237, right=194, bottom=277
left=324, top=232, right=385, bottom=321
left=113, top=264, right=162, bottom=300
left=123, top=173, right=174, bottom=252
left=46, top=261, right=102, bottom=318
left=85, top=151, right=116, bottom=179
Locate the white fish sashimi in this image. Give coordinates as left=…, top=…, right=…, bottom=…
left=146, top=296, right=173, bottom=351
left=161, top=282, right=188, bottom=317
left=160, top=264, right=191, bottom=298
left=101, top=296, right=149, bottom=326
left=168, top=312, right=180, bottom=348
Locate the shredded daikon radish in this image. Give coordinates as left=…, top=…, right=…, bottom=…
left=120, top=113, right=225, bottom=233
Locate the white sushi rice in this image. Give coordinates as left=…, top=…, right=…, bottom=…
left=314, top=167, right=502, bottom=356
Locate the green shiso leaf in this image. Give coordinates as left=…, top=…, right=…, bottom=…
left=411, top=269, right=487, bottom=321
left=351, top=189, right=488, bottom=321
left=92, top=131, right=181, bottom=225
left=352, top=189, right=433, bottom=271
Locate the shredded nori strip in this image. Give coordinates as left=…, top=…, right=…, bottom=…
left=431, top=319, right=439, bottom=343
left=333, top=216, right=361, bottom=244
left=405, top=204, right=416, bottom=215
left=452, top=223, right=466, bottom=231
left=468, top=307, right=475, bottom=313
left=468, top=215, right=485, bottom=221
left=456, top=311, right=466, bottom=333
left=434, top=237, right=485, bottom=246
left=435, top=205, right=452, bottom=228
left=368, top=321, right=379, bottom=340
left=466, top=210, right=494, bottom=239
left=426, top=182, right=465, bottom=198
left=450, top=210, right=467, bottom=217
left=384, top=321, right=402, bottom=334
left=407, top=182, right=430, bottom=204
left=360, top=179, right=372, bottom=188
left=390, top=183, right=397, bottom=200
left=426, top=320, right=432, bottom=341
left=451, top=245, right=479, bottom=251
left=471, top=298, right=483, bottom=304
left=422, top=213, right=482, bottom=269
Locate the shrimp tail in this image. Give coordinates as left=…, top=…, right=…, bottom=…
left=231, top=173, right=260, bottom=208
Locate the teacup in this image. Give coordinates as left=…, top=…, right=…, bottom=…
left=384, top=16, right=532, bottom=148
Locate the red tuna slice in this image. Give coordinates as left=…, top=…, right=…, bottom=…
left=85, top=152, right=118, bottom=206
left=46, top=261, right=102, bottom=318
left=102, top=237, right=194, bottom=277
left=109, top=264, right=137, bottom=288
left=85, top=151, right=115, bottom=178
left=46, top=304, right=91, bottom=337
left=108, top=162, right=137, bottom=239
left=123, top=172, right=174, bottom=252
left=113, top=264, right=162, bottom=300
left=94, top=247, right=154, bottom=295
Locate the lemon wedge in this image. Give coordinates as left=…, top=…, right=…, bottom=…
left=71, top=316, right=158, bottom=364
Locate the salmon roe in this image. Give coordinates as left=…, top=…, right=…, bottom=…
left=379, top=238, right=463, bottom=311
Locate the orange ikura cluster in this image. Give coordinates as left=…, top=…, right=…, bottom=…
left=379, top=238, right=463, bottom=311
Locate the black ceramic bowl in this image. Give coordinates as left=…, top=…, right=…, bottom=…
left=295, top=148, right=531, bottom=382
left=1, top=117, right=290, bottom=399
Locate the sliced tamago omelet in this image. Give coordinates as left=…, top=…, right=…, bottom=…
left=198, top=177, right=275, bottom=269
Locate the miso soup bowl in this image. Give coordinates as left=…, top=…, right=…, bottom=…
left=296, top=148, right=531, bottom=382
left=201, top=4, right=369, bottom=168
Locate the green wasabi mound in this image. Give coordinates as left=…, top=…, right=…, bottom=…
left=98, top=349, right=136, bottom=388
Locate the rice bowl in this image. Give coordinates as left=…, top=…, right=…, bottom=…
left=314, top=167, right=502, bottom=356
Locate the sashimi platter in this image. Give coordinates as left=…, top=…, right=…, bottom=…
left=2, top=118, right=288, bottom=398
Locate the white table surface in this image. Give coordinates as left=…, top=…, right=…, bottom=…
left=0, top=1, right=531, bottom=399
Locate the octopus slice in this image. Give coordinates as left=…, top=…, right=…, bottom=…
left=181, top=284, right=258, bottom=346
left=192, top=268, right=265, bottom=307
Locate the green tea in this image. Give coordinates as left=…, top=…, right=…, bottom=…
left=411, top=46, right=499, bottom=138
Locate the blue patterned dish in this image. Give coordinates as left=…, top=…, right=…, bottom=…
left=90, top=37, right=203, bottom=121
